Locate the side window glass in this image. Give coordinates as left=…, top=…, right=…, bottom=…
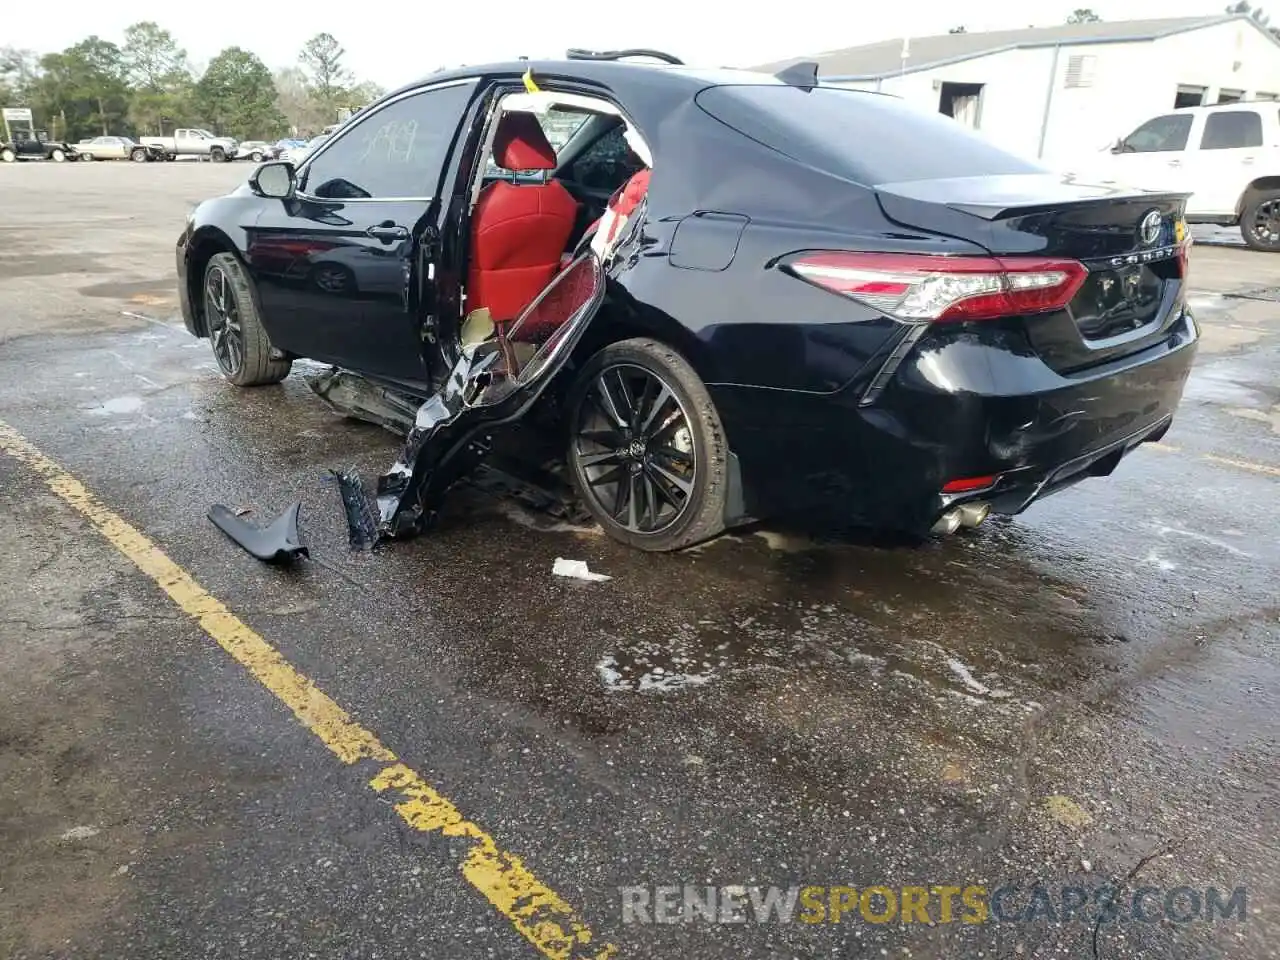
left=1200, top=110, right=1263, bottom=149
left=569, top=125, right=643, bottom=190
left=302, top=80, right=477, bottom=200
left=1120, top=114, right=1192, bottom=153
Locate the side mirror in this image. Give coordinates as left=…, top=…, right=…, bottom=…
left=250, top=160, right=297, bottom=200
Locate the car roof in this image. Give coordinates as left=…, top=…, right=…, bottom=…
left=1170, top=99, right=1279, bottom=114
left=399, top=58, right=787, bottom=98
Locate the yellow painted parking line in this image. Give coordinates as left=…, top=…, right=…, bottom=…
left=1201, top=453, right=1280, bottom=479
left=1142, top=440, right=1280, bottom=479
left=0, top=419, right=614, bottom=960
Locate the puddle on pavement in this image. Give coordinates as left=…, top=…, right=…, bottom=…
left=85, top=396, right=145, bottom=416
left=593, top=597, right=1040, bottom=717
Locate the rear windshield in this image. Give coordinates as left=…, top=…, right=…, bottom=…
left=695, top=85, right=1042, bottom=185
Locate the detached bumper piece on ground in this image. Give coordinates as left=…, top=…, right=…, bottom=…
left=207, top=501, right=310, bottom=564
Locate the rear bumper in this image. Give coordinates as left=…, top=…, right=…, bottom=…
left=710, top=309, right=1199, bottom=536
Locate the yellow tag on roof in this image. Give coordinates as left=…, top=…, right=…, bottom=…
left=522, top=68, right=541, bottom=93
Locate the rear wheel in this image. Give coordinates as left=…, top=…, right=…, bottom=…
left=1241, top=190, right=1280, bottom=251
left=565, top=338, right=728, bottom=552
left=50, top=148, right=66, bottom=162
left=202, top=252, right=292, bottom=387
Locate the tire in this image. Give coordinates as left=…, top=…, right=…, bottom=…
left=50, top=148, right=66, bottom=162
left=202, top=252, right=292, bottom=387
left=1240, top=189, right=1280, bottom=251
left=250, top=151, right=264, bottom=162
left=130, top=147, right=147, bottom=162
left=0, top=148, right=14, bottom=163
left=80, top=152, right=95, bottom=162
left=164, top=153, right=176, bottom=162
left=210, top=146, right=225, bottom=162
left=565, top=337, right=728, bottom=552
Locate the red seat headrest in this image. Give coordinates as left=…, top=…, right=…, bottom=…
left=493, top=111, right=558, bottom=171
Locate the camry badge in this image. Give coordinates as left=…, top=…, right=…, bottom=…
left=1139, top=210, right=1163, bottom=246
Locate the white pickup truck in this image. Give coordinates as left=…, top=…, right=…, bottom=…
left=140, top=128, right=239, bottom=162
left=1078, top=101, right=1280, bottom=251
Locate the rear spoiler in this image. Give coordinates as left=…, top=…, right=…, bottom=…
left=876, top=174, right=1192, bottom=221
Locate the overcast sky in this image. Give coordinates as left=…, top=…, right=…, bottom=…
left=7, top=0, right=1234, bottom=89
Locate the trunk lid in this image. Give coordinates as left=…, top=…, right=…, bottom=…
left=874, top=174, right=1191, bottom=373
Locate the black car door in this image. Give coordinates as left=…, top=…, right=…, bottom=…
left=247, top=78, right=480, bottom=390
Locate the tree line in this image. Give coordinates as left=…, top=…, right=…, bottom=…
left=0, top=24, right=385, bottom=143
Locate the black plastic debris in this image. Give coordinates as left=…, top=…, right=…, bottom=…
left=331, top=467, right=381, bottom=551
left=331, top=254, right=605, bottom=550
left=208, top=501, right=310, bottom=564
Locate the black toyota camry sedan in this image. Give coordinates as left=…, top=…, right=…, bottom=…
left=176, top=49, right=1198, bottom=553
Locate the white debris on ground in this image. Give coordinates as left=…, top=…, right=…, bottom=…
left=945, top=657, right=1013, bottom=699
left=59, top=825, right=100, bottom=842
left=552, top=557, right=611, bottom=581
left=596, top=652, right=718, bottom=693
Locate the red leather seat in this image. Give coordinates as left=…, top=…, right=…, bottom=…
left=468, top=112, right=578, bottom=323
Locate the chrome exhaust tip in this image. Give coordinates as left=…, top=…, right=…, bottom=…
left=931, top=510, right=963, bottom=535
left=955, top=502, right=991, bottom=529
left=931, top=502, right=991, bottom=536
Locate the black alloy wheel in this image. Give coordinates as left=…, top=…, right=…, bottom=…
left=201, top=252, right=292, bottom=386
left=1242, top=190, right=1280, bottom=251
left=567, top=338, right=728, bottom=551
left=204, top=261, right=244, bottom=379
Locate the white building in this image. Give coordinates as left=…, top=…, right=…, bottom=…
left=756, top=14, right=1280, bottom=166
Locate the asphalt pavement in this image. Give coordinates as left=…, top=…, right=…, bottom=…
left=0, top=160, right=1277, bottom=960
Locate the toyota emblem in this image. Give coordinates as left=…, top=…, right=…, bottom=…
left=1139, top=210, right=1163, bottom=246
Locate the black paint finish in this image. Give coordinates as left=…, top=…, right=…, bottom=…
left=176, top=58, right=1199, bottom=537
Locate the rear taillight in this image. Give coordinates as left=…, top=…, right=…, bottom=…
left=786, top=251, right=1088, bottom=322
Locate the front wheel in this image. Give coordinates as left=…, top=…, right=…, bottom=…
left=130, top=147, right=148, bottom=162
left=210, top=146, right=225, bottom=162
left=1241, top=190, right=1280, bottom=251
left=80, top=152, right=95, bottom=162
left=0, top=148, right=14, bottom=163
left=250, top=151, right=264, bottom=162
left=565, top=337, right=729, bottom=552
left=50, top=148, right=66, bottom=162
left=202, top=252, right=292, bottom=386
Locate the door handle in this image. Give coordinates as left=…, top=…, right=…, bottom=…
left=1243, top=155, right=1256, bottom=164
left=1167, top=159, right=1181, bottom=166
left=366, top=222, right=409, bottom=242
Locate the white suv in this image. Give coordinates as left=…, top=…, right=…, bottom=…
left=1084, top=101, right=1280, bottom=251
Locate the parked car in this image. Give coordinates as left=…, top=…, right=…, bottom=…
left=236, top=141, right=279, bottom=162
left=0, top=133, right=81, bottom=162
left=278, top=134, right=327, bottom=165
left=140, top=128, right=239, bottom=162
left=76, top=135, right=164, bottom=162
left=1077, top=100, right=1280, bottom=251
left=176, top=52, right=1198, bottom=552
